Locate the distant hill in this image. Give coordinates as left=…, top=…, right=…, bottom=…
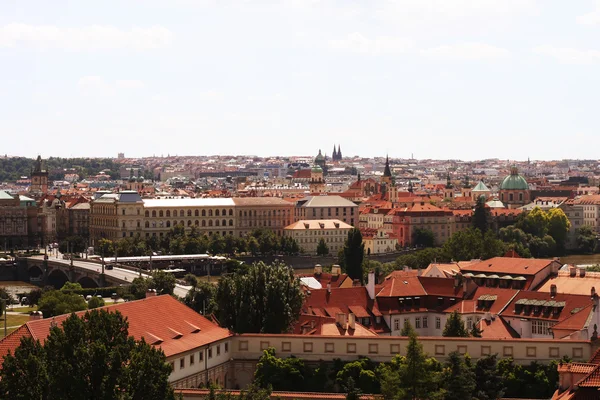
left=0, top=157, right=120, bottom=182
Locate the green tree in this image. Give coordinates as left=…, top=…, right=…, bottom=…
left=343, top=228, right=365, bottom=283
left=547, top=208, right=571, bottom=254
left=25, top=289, right=43, bottom=306
left=254, top=348, right=310, bottom=391
left=247, top=236, right=260, bottom=256
left=216, top=261, right=304, bottom=334
left=184, top=280, right=217, bottom=316
left=209, top=234, right=226, bottom=255
left=400, top=332, right=444, bottom=400
left=576, top=225, right=597, bottom=254
left=400, top=319, right=416, bottom=336
left=60, top=282, right=83, bottom=291
left=481, top=230, right=506, bottom=260
left=412, top=228, right=436, bottom=248
left=474, top=354, right=505, bottom=400
left=443, top=311, right=469, bottom=337
left=0, top=309, right=175, bottom=400
left=473, top=195, right=490, bottom=233
left=87, top=296, right=105, bottom=309
left=129, top=277, right=150, bottom=300
left=517, top=207, right=549, bottom=237
left=336, top=357, right=379, bottom=394
left=442, top=351, right=475, bottom=400
left=443, top=228, right=483, bottom=261
left=152, top=270, right=176, bottom=295
left=470, top=322, right=482, bottom=338
left=38, top=290, right=87, bottom=318
left=317, top=238, right=330, bottom=256
left=59, top=235, right=87, bottom=254
left=96, top=238, right=114, bottom=259
left=344, top=377, right=362, bottom=400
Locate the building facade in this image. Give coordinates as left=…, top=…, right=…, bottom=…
left=284, top=219, right=352, bottom=255
left=232, top=197, right=294, bottom=237
left=294, top=196, right=358, bottom=227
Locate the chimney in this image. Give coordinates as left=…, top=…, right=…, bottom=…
left=454, top=272, right=462, bottom=288
left=327, top=283, right=331, bottom=293
left=146, top=288, right=157, bottom=298
left=403, top=266, right=409, bottom=272
left=29, top=311, right=43, bottom=321
left=592, top=287, right=596, bottom=297
left=367, top=270, right=376, bottom=300
left=336, top=313, right=347, bottom=328
left=314, top=264, right=323, bottom=275
left=352, top=279, right=361, bottom=287
left=550, top=284, right=557, bottom=297
left=569, top=266, right=577, bottom=277
left=348, top=313, right=356, bottom=330
left=580, top=268, right=586, bottom=278
left=484, top=312, right=492, bottom=322
left=331, top=265, right=341, bottom=276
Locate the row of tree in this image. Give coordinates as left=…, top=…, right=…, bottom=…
left=96, top=227, right=301, bottom=258
left=252, top=331, right=563, bottom=399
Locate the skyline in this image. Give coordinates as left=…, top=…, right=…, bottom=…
left=2, top=1, right=600, bottom=160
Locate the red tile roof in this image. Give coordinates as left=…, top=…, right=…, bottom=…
left=576, top=364, right=600, bottom=388
left=445, top=287, right=519, bottom=315
left=297, top=272, right=349, bottom=289
left=460, top=257, right=556, bottom=276
left=501, top=292, right=593, bottom=324
left=477, top=316, right=519, bottom=339
left=0, top=295, right=231, bottom=359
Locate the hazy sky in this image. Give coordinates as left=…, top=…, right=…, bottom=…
left=1, top=0, right=599, bottom=160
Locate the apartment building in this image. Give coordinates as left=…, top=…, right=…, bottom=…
left=232, top=197, right=294, bottom=237
left=294, top=196, right=358, bottom=226
left=89, top=191, right=145, bottom=245
left=284, top=219, right=352, bottom=255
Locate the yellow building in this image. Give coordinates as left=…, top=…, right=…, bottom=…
left=284, top=219, right=352, bottom=255
left=232, top=197, right=294, bottom=237
left=89, top=191, right=145, bottom=245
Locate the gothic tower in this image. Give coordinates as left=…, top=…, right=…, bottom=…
left=31, top=155, right=48, bottom=194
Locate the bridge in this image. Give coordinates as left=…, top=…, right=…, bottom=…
left=27, top=256, right=192, bottom=297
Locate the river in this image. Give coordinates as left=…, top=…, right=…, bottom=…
left=559, top=254, right=600, bottom=267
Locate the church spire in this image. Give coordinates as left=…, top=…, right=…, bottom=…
left=337, top=144, right=342, bottom=160
left=383, top=155, right=392, bottom=177
left=333, top=144, right=337, bottom=160
left=446, top=173, right=453, bottom=189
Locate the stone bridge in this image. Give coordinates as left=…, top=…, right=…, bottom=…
left=26, top=258, right=127, bottom=288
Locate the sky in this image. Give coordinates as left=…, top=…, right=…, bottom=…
left=1, top=0, right=600, bottom=160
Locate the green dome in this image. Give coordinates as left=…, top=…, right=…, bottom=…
left=311, top=165, right=323, bottom=173
left=314, top=149, right=325, bottom=162
left=500, top=166, right=528, bottom=190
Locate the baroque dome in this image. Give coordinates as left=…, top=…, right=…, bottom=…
left=500, top=166, right=528, bottom=190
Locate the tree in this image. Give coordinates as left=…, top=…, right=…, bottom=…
left=473, top=195, right=489, bottom=233
left=129, top=277, right=150, bottom=300
left=87, top=296, right=105, bottom=309
left=209, top=234, right=226, bottom=255
left=216, top=261, right=304, bottom=334
left=343, top=228, right=365, bottom=283
left=344, top=377, right=362, bottom=400
left=400, top=332, right=444, bottom=400
left=317, top=238, right=329, bottom=256
left=38, top=290, right=87, bottom=318
left=442, top=351, right=476, bottom=400
left=443, top=311, right=469, bottom=337
left=0, top=310, right=175, bottom=400
left=470, top=322, right=482, bottom=338
left=254, top=348, right=309, bottom=391
left=400, top=319, right=416, bottom=336
left=184, top=280, right=217, bottom=316
left=96, top=238, right=114, bottom=258
left=25, top=289, right=42, bottom=306
left=481, top=230, right=506, bottom=260
left=412, top=228, right=435, bottom=248
left=59, top=235, right=87, bottom=254
left=517, top=207, right=549, bottom=237
left=547, top=208, right=571, bottom=254
left=152, top=270, right=176, bottom=295
left=474, top=354, right=505, bottom=400
left=336, top=357, right=379, bottom=394
left=443, top=228, right=483, bottom=261
left=60, top=282, right=83, bottom=291
left=576, top=225, right=597, bottom=254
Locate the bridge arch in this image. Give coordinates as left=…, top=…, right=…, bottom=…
left=28, top=265, right=43, bottom=279
left=77, top=276, right=99, bottom=289
left=47, top=269, right=69, bottom=289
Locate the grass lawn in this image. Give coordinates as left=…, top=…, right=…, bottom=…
left=0, top=326, right=19, bottom=338
left=9, top=305, right=38, bottom=313
left=0, top=314, right=31, bottom=327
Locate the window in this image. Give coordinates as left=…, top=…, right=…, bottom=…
left=282, top=342, right=291, bottom=352
left=435, top=345, right=445, bottom=356
left=457, top=345, right=468, bottom=355
left=423, top=317, right=428, bottom=328
left=202, top=210, right=206, bottom=216
left=325, top=343, right=335, bottom=353
left=368, top=344, right=379, bottom=354
left=415, top=317, right=421, bottom=329
left=260, top=341, right=270, bottom=351
left=180, top=358, right=185, bottom=369
left=436, top=317, right=441, bottom=330
left=152, top=210, right=156, bottom=217
left=467, top=317, right=473, bottom=330
left=225, top=343, right=229, bottom=353
left=390, top=344, right=400, bottom=354
left=573, top=348, right=584, bottom=358
left=208, top=348, right=213, bottom=358
left=303, top=343, right=313, bottom=352
left=347, top=343, right=357, bottom=353
left=532, top=320, right=553, bottom=335
left=216, top=209, right=220, bottom=216
left=503, top=346, right=513, bottom=357
left=526, top=347, right=536, bottom=357
left=190, top=354, right=195, bottom=365
left=549, top=347, right=559, bottom=358
left=216, top=345, right=221, bottom=356
left=199, top=351, right=203, bottom=361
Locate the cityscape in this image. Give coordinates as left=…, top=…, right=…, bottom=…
left=3, top=1, right=600, bottom=399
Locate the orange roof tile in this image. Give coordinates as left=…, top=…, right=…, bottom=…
left=460, top=257, right=556, bottom=276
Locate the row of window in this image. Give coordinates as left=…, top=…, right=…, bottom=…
left=146, top=209, right=234, bottom=218
left=173, top=342, right=229, bottom=371
left=145, top=219, right=234, bottom=228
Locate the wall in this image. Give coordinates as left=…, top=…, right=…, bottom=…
left=169, top=338, right=233, bottom=388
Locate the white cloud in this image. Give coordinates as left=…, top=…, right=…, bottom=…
left=116, top=80, right=146, bottom=89
left=329, top=32, right=413, bottom=55
left=420, top=42, right=510, bottom=60
left=577, top=1, right=600, bottom=25
left=533, top=45, right=600, bottom=64
left=0, top=23, right=173, bottom=50
left=78, top=76, right=146, bottom=96
left=374, top=0, right=538, bottom=22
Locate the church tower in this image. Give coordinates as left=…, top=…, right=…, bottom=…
left=31, top=155, right=48, bottom=194
left=381, top=155, right=392, bottom=185
left=461, top=175, right=472, bottom=198
left=444, top=173, right=454, bottom=199
left=337, top=145, right=342, bottom=160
